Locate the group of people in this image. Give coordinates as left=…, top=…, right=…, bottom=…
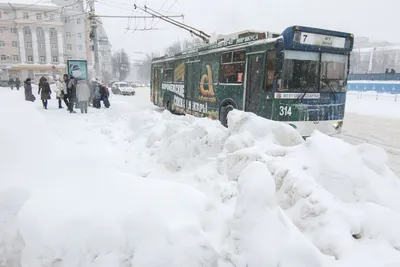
left=22, top=75, right=110, bottom=113
left=8, top=77, right=21, bottom=90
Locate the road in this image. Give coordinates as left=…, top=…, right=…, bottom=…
left=339, top=113, right=400, bottom=176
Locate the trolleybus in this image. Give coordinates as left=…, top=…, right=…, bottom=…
left=150, top=25, right=354, bottom=136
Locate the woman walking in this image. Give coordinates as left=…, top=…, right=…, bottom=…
left=54, top=75, right=65, bottom=109
left=38, top=76, right=52, bottom=109
left=24, top=78, right=35, bottom=102
left=76, top=79, right=90, bottom=113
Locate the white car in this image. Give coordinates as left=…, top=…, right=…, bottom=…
left=111, top=82, right=135, bottom=96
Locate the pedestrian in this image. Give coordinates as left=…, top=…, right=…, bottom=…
left=38, top=76, right=52, bottom=109
left=15, top=78, right=21, bottom=90
left=76, top=79, right=90, bottom=113
left=93, top=82, right=102, bottom=109
left=8, top=77, right=15, bottom=90
left=62, top=74, right=70, bottom=108
left=100, top=83, right=110, bottom=108
left=54, top=75, right=65, bottom=109
left=67, top=75, right=77, bottom=113
left=24, top=78, right=35, bottom=102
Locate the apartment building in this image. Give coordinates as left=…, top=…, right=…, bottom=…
left=0, top=1, right=65, bottom=81
left=51, top=0, right=88, bottom=62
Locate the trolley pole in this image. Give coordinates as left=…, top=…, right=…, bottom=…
left=89, top=0, right=100, bottom=79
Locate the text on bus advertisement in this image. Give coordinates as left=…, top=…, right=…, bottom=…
left=162, top=83, right=185, bottom=98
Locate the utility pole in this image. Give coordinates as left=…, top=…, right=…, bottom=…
left=89, top=0, right=100, bottom=79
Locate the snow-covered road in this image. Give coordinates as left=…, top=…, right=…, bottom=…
left=340, top=93, right=400, bottom=176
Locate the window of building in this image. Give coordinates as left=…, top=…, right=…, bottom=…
left=12, top=41, right=18, bottom=48
left=27, top=56, right=33, bottom=62
left=0, top=55, right=6, bottom=61
left=37, top=28, right=43, bottom=36
left=7, top=11, right=16, bottom=19
left=64, top=17, right=70, bottom=24
left=52, top=56, right=58, bottom=63
left=78, top=33, right=82, bottom=38
left=36, top=13, right=42, bottom=20
left=23, top=12, right=29, bottom=19
left=76, top=18, right=81, bottom=24
left=13, top=55, right=19, bottom=62
left=65, top=32, right=71, bottom=38
left=10, top=27, right=17, bottom=34
left=0, top=41, right=4, bottom=47
left=40, top=56, right=46, bottom=63
left=51, top=43, right=57, bottom=49
left=25, top=42, right=32, bottom=48
left=49, top=14, right=54, bottom=21
left=24, top=28, right=31, bottom=34
left=219, top=50, right=246, bottom=84
left=66, top=44, right=72, bottom=51
left=39, top=43, right=45, bottom=49
left=78, top=45, right=82, bottom=50
left=50, top=29, right=56, bottom=37
left=265, top=50, right=276, bottom=90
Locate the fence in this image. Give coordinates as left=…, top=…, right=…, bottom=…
left=347, top=90, right=398, bottom=102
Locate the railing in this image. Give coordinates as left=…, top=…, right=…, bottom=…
left=347, top=91, right=398, bottom=101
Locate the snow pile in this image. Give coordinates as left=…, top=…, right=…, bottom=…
left=1, top=88, right=400, bottom=267
left=129, top=109, right=400, bottom=267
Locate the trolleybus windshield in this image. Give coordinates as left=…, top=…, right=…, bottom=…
left=280, top=50, right=348, bottom=93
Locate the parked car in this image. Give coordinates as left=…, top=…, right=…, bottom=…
left=111, top=82, right=135, bottom=95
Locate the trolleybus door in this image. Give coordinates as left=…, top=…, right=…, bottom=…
left=152, top=67, right=161, bottom=106
left=244, top=53, right=266, bottom=114
left=184, top=61, right=201, bottom=113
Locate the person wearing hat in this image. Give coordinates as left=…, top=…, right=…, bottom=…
left=24, top=78, right=35, bottom=102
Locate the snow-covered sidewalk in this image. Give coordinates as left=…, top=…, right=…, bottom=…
left=1, top=87, right=400, bottom=267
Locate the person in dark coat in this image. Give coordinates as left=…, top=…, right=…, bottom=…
left=15, top=78, right=21, bottom=90
left=24, top=78, right=35, bottom=102
left=67, top=75, right=77, bottom=113
left=62, top=74, right=70, bottom=108
left=38, top=76, right=52, bottom=109
left=100, top=83, right=110, bottom=108
left=8, top=77, right=15, bottom=90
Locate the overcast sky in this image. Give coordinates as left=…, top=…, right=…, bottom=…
left=95, top=0, right=399, bottom=61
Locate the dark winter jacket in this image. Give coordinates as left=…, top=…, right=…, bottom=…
left=24, top=80, right=35, bottom=102
left=67, top=78, right=77, bottom=98
left=15, top=79, right=21, bottom=87
left=38, top=81, right=52, bottom=100
left=99, top=85, right=109, bottom=99
left=8, top=78, right=14, bottom=86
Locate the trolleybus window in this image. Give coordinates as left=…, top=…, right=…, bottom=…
left=280, top=50, right=319, bottom=92
left=220, top=50, right=245, bottom=84
left=320, top=53, right=347, bottom=92
left=265, top=50, right=276, bottom=90
left=163, top=68, right=174, bottom=82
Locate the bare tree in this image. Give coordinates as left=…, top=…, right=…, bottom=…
left=112, top=49, right=130, bottom=81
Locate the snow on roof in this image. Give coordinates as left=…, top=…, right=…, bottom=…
left=0, top=0, right=58, bottom=7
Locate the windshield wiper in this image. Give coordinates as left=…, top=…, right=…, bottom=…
left=322, top=78, right=339, bottom=101
left=298, top=75, right=318, bottom=100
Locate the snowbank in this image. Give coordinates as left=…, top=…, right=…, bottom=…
left=1, top=88, right=400, bottom=267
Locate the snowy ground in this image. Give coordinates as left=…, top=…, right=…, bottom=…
left=340, top=92, right=400, bottom=176
left=1, top=87, right=400, bottom=267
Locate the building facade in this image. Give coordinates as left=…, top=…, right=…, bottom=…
left=97, top=20, right=112, bottom=82
left=0, top=2, right=65, bottom=81
left=350, top=37, right=400, bottom=74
